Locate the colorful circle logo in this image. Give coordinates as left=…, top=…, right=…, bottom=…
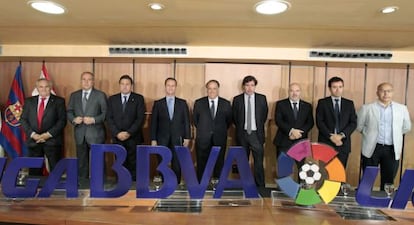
left=276, top=140, right=346, bottom=205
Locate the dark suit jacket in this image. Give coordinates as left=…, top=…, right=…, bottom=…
left=273, top=98, right=314, bottom=149
left=193, top=97, right=232, bottom=146
left=67, top=88, right=107, bottom=145
left=150, top=97, right=191, bottom=146
left=107, top=92, right=145, bottom=143
left=232, top=93, right=268, bottom=144
left=21, top=95, right=67, bottom=147
left=316, top=96, right=357, bottom=153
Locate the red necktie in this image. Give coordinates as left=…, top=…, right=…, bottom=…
left=37, top=97, right=46, bottom=130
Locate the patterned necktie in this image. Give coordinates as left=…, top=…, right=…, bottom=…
left=293, top=102, right=298, bottom=120
left=82, top=92, right=88, bottom=112
left=246, top=95, right=252, bottom=134
left=334, top=98, right=340, bottom=133
left=122, top=96, right=127, bottom=112
left=37, top=97, right=46, bottom=130
left=167, top=98, right=174, bottom=120
left=210, top=100, right=215, bottom=119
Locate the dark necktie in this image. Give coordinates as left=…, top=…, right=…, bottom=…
left=293, top=102, right=298, bottom=120
left=82, top=92, right=88, bottom=112
left=210, top=100, right=215, bottom=119
left=334, top=98, right=340, bottom=133
left=122, top=96, right=127, bottom=112
left=247, top=95, right=252, bottom=134
left=37, top=97, right=46, bottom=130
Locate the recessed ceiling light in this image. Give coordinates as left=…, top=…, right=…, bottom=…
left=148, top=3, right=165, bottom=11
left=381, top=6, right=398, bottom=14
left=28, top=0, right=66, bottom=15
left=255, top=0, right=290, bottom=15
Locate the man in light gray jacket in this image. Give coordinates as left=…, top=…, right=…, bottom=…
left=357, top=82, right=411, bottom=190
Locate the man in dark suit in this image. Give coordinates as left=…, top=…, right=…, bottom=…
left=274, top=83, right=314, bottom=156
left=232, top=75, right=268, bottom=187
left=67, top=71, right=107, bottom=179
left=151, top=77, right=191, bottom=184
left=21, top=78, right=67, bottom=176
left=193, top=80, right=232, bottom=180
left=107, top=75, right=145, bottom=181
left=316, top=76, right=357, bottom=168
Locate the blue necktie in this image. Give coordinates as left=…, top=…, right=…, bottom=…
left=167, top=98, right=174, bottom=120
left=293, top=102, right=298, bottom=120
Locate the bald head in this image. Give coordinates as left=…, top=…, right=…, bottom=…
left=376, top=82, right=393, bottom=105
left=289, top=83, right=301, bottom=102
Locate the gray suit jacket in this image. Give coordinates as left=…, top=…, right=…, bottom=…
left=357, top=101, right=411, bottom=160
left=67, top=88, right=107, bottom=145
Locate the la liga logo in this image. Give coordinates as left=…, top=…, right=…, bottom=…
left=276, top=140, right=346, bottom=205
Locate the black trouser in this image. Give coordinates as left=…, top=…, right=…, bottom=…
left=114, top=138, right=139, bottom=181
left=239, top=131, right=265, bottom=187
left=362, top=144, right=398, bottom=190
left=76, top=142, right=90, bottom=179
left=28, top=144, right=62, bottom=176
left=336, top=150, right=350, bottom=169
left=195, top=136, right=226, bottom=180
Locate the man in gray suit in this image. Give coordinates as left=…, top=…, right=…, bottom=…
left=357, top=82, right=411, bottom=190
left=67, top=71, right=107, bottom=179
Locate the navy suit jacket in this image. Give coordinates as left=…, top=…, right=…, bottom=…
left=273, top=98, right=314, bottom=149
left=21, top=95, right=67, bottom=147
left=316, top=96, right=357, bottom=153
left=150, top=97, right=191, bottom=146
left=232, top=93, right=268, bottom=144
left=193, top=96, right=232, bottom=146
left=107, top=92, right=145, bottom=143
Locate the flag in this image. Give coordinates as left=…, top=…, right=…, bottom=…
left=0, top=64, right=27, bottom=158
left=32, top=62, right=56, bottom=96
left=0, top=112, right=4, bottom=157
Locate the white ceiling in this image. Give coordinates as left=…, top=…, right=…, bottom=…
left=1, top=0, right=413, bottom=50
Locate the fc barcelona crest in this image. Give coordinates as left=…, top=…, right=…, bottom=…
left=5, top=101, right=23, bottom=127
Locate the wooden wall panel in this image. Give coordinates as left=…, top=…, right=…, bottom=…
left=94, top=60, right=134, bottom=96
left=135, top=63, right=173, bottom=112
left=403, top=68, right=414, bottom=174
left=205, top=63, right=283, bottom=184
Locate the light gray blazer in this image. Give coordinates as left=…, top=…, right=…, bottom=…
left=357, top=101, right=411, bottom=160
left=67, top=88, right=107, bottom=145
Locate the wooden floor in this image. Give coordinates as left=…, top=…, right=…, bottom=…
left=0, top=191, right=413, bottom=225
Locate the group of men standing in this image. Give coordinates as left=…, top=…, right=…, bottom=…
left=20, top=73, right=411, bottom=190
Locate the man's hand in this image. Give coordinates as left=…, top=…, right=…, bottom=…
left=289, top=129, right=304, bottom=140
left=73, top=116, right=83, bottom=125
left=83, top=116, right=95, bottom=125
left=183, top=139, right=190, bottom=147
left=330, top=133, right=343, bottom=146
left=151, top=140, right=158, bottom=146
left=116, top=131, right=130, bottom=141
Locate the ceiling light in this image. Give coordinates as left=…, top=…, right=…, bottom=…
left=255, top=0, right=290, bottom=15
left=148, top=3, right=165, bottom=11
left=381, top=6, right=398, bottom=14
left=28, top=0, right=66, bottom=15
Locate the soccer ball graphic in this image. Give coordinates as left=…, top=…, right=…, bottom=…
left=276, top=140, right=346, bottom=205
left=299, top=163, right=322, bottom=185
